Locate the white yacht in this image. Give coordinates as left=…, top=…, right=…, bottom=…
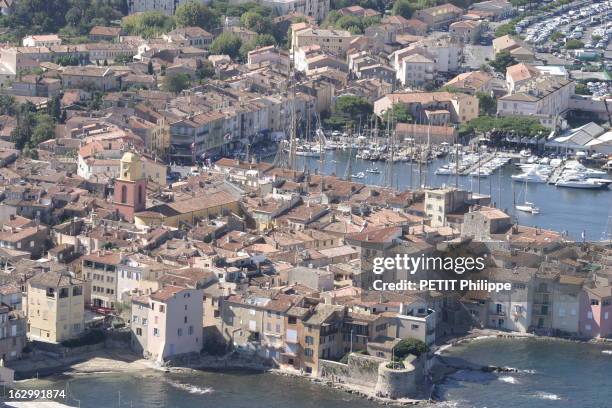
left=555, top=176, right=609, bottom=189
left=511, top=171, right=547, bottom=183
left=516, top=202, right=540, bottom=214
left=351, top=172, right=365, bottom=179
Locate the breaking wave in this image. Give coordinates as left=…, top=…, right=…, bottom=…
left=533, top=392, right=562, bottom=400
left=166, top=380, right=214, bottom=395
left=498, top=376, right=519, bottom=384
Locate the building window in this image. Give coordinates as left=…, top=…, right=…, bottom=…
left=178, top=328, right=183, bottom=336
left=189, top=326, right=194, bottom=335
left=159, top=305, right=165, bottom=313
left=305, top=335, right=314, bottom=345
left=136, top=328, right=142, bottom=336
left=591, top=299, right=600, bottom=306
left=304, top=348, right=313, bottom=357
left=73, top=286, right=82, bottom=296
left=153, top=328, right=159, bottom=336
left=138, top=185, right=144, bottom=204
left=142, top=318, right=147, bottom=326
left=121, top=185, right=127, bottom=204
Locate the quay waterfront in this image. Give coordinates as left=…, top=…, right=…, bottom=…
left=284, top=149, right=612, bottom=241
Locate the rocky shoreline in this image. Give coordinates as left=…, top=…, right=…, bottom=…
left=10, top=331, right=612, bottom=406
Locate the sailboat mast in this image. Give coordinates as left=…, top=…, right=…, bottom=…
left=455, top=134, right=459, bottom=188
left=288, top=47, right=297, bottom=170
left=346, top=124, right=352, bottom=182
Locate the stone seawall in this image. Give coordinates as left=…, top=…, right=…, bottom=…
left=319, top=353, right=423, bottom=400
left=319, top=353, right=385, bottom=388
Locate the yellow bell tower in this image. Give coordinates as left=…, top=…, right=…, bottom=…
left=113, top=152, right=147, bottom=221
left=119, top=152, right=144, bottom=182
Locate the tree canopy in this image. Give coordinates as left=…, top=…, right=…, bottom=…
left=325, top=95, right=373, bottom=130
left=240, top=11, right=273, bottom=34
left=393, top=339, right=428, bottom=360
left=163, top=73, right=192, bottom=93
left=323, top=11, right=380, bottom=34
left=210, top=33, right=243, bottom=59
left=2, top=0, right=126, bottom=39
left=459, top=116, right=548, bottom=138
left=121, top=11, right=175, bottom=38
left=383, top=103, right=412, bottom=125
left=175, top=1, right=219, bottom=32
left=239, top=34, right=276, bottom=60
left=489, top=51, right=517, bottom=73
left=476, top=92, right=497, bottom=116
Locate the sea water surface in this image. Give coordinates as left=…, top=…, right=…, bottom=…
left=436, top=338, right=612, bottom=408
left=10, top=339, right=612, bottom=408
left=289, top=151, right=612, bottom=241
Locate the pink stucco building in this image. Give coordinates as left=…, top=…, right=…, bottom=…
left=132, top=285, right=203, bottom=361
left=579, top=286, right=612, bottom=338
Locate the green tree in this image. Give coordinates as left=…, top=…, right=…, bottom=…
left=574, top=83, right=592, bottom=95
left=335, top=95, right=373, bottom=119
left=47, top=95, right=62, bottom=121
left=383, top=103, right=412, bottom=124
left=30, top=113, right=56, bottom=146
left=163, top=73, right=191, bottom=93
left=459, top=116, right=548, bottom=138
left=210, top=33, right=242, bottom=59
left=175, top=0, right=219, bottom=32
left=196, top=60, right=215, bottom=80
left=121, top=11, right=175, bottom=38
left=240, top=11, right=272, bottom=34
left=495, top=22, right=516, bottom=37
left=0, top=95, right=16, bottom=116
left=55, top=55, right=80, bottom=66
left=476, top=92, right=497, bottom=116
left=564, top=39, right=584, bottom=50
left=325, top=95, right=373, bottom=130
left=489, top=51, right=517, bottom=73
left=392, top=0, right=414, bottom=19
left=114, top=54, right=133, bottom=64
left=393, top=339, right=428, bottom=360
left=239, top=33, right=276, bottom=60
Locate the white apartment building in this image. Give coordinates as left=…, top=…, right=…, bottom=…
left=22, top=35, right=62, bottom=48
left=497, top=76, right=575, bottom=128
left=291, top=25, right=353, bottom=56
left=396, top=53, right=435, bottom=86
left=391, top=35, right=462, bottom=84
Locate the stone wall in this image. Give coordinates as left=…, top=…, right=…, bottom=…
left=318, top=353, right=386, bottom=389
left=319, top=353, right=424, bottom=399
left=346, top=353, right=385, bottom=387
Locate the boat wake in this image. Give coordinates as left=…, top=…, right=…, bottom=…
left=533, top=392, right=562, bottom=401
left=498, top=376, right=519, bottom=384
left=166, top=380, right=214, bottom=394
left=602, top=350, right=612, bottom=355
